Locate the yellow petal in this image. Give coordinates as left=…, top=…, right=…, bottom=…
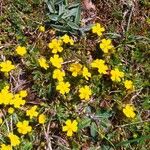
left=62, top=126, right=68, bottom=132
left=72, top=126, right=77, bottom=132
left=65, top=119, right=71, bottom=126
left=67, top=130, right=73, bottom=136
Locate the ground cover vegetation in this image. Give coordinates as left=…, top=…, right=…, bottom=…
left=0, top=0, right=150, bottom=149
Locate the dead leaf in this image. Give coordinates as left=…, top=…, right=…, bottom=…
left=83, top=0, right=96, bottom=10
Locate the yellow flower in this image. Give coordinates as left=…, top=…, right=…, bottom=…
left=110, top=68, right=124, bottom=82
left=124, top=80, right=134, bottom=90
left=38, top=57, right=49, bottom=70
left=61, top=34, right=74, bottom=45
left=48, top=39, right=63, bottom=53
left=100, top=39, right=114, bottom=53
left=17, top=120, right=32, bottom=134
left=19, top=90, right=27, bottom=98
left=91, top=59, right=104, bottom=68
left=92, top=23, right=105, bottom=36
left=39, top=25, right=45, bottom=32
left=79, top=85, right=92, bottom=100
left=0, top=144, right=12, bottom=150
left=16, top=46, right=27, bottom=56
left=0, top=86, right=13, bottom=105
left=38, top=114, right=46, bottom=124
left=0, top=118, right=3, bottom=124
left=0, top=60, right=15, bottom=73
left=26, top=106, right=38, bottom=119
left=11, top=94, right=25, bottom=108
left=53, top=69, right=65, bottom=81
left=91, top=59, right=108, bottom=74
left=62, top=119, right=78, bottom=137
left=50, top=54, right=63, bottom=68
left=8, top=107, right=14, bottom=114
left=56, top=81, right=70, bottom=95
left=82, top=66, right=91, bottom=80
left=123, top=104, right=136, bottom=118
left=8, top=133, right=20, bottom=147
left=69, top=63, right=82, bottom=77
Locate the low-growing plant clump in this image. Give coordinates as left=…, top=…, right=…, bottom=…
left=0, top=0, right=150, bottom=149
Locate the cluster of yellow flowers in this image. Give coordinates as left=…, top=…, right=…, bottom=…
left=91, top=59, right=108, bottom=74
left=92, top=23, right=114, bottom=53
left=0, top=22, right=137, bottom=145
left=69, top=63, right=91, bottom=80
left=37, top=34, right=93, bottom=100
left=91, top=25, right=132, bottom=83
left=0, top=86, right=26, bottom=108
left=0, top=132, right=20, bottom=149
left=0, top=45, right=28, bottom=76
left=0, top=86, right=46, bottom=148
left=0, top=106, right=46, bottom=149
left=91, top=23, right=136, bottom=119
left=39, top=24, right=136, bottom=137
left=91, top=24, right=124, bottom=82
left=60, top=23, right=136, bottom=137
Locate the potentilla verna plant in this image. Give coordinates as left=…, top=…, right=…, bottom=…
left=0, top=1, right=149, bottom=148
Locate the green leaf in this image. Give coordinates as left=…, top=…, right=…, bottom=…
left=72, top=140, right=80, bottom=149
left=116, top=135, right=150, bottom=147
left=90, top=122, right=98, bottom=137
left=0, top=80, right=7, bottom=90
left=47, top=83, right=52, bottom=98
left=75, top=6, right=81, bottom=24
left=58, top=3, right=65, bottom=15
left=49, top=14, right=59, bottom=21
left=51, top=24, right=69, bottom=32
left=62, top=8, right=77, bottom=19
left=45, top=0, right=56, bottom=13
left=21, top=141, right=33, bottom=150
left=78, top=117, right=91, bottom=129
left=96, top=109, right=112, bottom=119
left=67, top=21, right=79, bottom=30
left=45, top=0, right=81, bottom=34
left=68, top=2, right=80, bottom=9
left=55, top=0, right=64, bottom=5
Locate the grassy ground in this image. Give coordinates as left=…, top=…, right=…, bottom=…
left=0, top=0, right=150, bottom=149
